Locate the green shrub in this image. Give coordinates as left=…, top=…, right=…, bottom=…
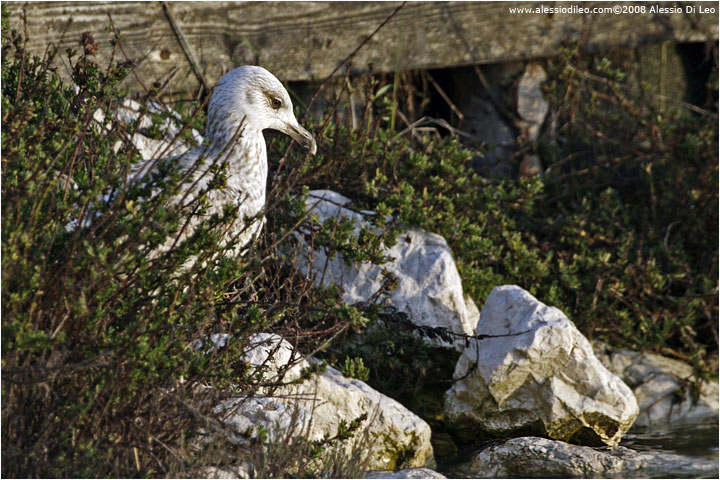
left=3, top=7, right=717, bottom=476
left=284, top=42, right=717, bottom=386
left=538, top=44, right=717, bottom=367
left=340, top=356, right=371, bottom=381
left=1, top=14, right=375, bottom=477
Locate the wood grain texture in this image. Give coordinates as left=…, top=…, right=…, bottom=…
left=6, top=1, right=718, bottom=94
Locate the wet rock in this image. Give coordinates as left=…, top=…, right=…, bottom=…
left=456, top=436, right=718, bottom=478
left=365, top=467, right=447, bottom=478
left=296, top=190, right=477, bottom=350
left=216, top=334, right=435, bottom=471
left=445, top=285, right=639, bottom=446
left=593, top=341, right=719, bottom=428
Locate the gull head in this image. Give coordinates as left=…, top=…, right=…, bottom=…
left=207, top=65, right=316, bottom=154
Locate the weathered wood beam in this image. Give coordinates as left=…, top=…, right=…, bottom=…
left=5, top=1, right=718, bottom=94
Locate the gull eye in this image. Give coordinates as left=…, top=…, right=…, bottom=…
left=271, top=97, right=282, bottom=110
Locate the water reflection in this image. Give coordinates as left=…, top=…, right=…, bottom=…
left=621, top=419, right=719, bottom=461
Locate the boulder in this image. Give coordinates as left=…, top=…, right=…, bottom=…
left=444, top=285, right=639, bottom=446
left=593, top=341, right=719, bottom=428
left=454, top=436, right=718, bottom=478
left=297, top=190, right=478, bottom=350
left=239, top=332, right=308, bottom=385
left=216, top=334, right=435, bottom=471
left=365, top=467, right=447, bottom=478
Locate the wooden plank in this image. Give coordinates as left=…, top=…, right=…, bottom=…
left=5, top=1, right=718, bottom=94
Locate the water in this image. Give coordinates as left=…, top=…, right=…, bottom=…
left=621, top=419, right=719, bottom=474
left=440, top=419, right=719, bottom=478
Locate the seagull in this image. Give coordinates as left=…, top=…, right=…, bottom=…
left=127, top=65, right=317, bottom=257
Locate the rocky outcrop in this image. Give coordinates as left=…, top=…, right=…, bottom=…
left=593, top=341, right=719, bottom=428
left=456, top=436, right=718, bottom=478
left=444, top=285, right=639, bottom=446
left=215, top=334, right=435, bottom=471
left=296, top=190, right=478, bottom=350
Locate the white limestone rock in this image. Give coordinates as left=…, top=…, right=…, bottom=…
left=296, top=190, right=477, bottom=350
left=444, top=285, right=639, bottom=446
left=216, top=334, right=435, bottom=471
left=456, top=436, right=718, bottom=478
left=593, top=341, right=719, bottom=428
left=240, top=332, right=308, bottom=384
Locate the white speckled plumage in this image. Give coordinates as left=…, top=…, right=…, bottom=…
left=132, top=65, right=316, bottom=254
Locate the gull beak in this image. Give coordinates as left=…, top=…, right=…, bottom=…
left=285, top=122, right=317, bottom=155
